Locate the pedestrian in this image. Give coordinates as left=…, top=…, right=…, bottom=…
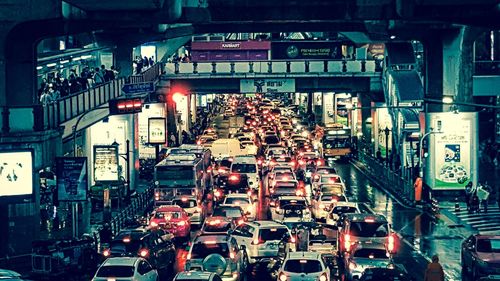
left=169, top=133, right=176, bottom=147
left=149, top=56, right=154, bottom=66
left=477, top=183, right=490, bottom=213
left=181, top=130, right=190, bottom=144
left=464, top=181, right=474, bottom=211
left=99, top=223, right=113, bottom=244
left=470, top=191, right=480, bottom=213
left=376, top=150, right=383, bottom=162
left=143, top=56, right=150, bottom=68
left=40, top=89, right=53, bottom=106
left=424, top=255, right=444, bottom=281
left=93, top=67, right=104, bottom=85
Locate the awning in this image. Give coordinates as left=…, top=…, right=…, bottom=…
left=400, top=108, right=419, bottom=131
left=386, top=43, right=416, bottom=65
left=391, top=71, right=423, bottom=102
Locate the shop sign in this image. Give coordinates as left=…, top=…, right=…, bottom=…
left=148, top=117, right=167, bottom=144
left=240, top=79, right=295, bottom=93
left=0, top=150, right=33, bottom=198
left=138, top=104, right=164, bottom=159
left=56, top=157, right=88, bottom=201
left=271, top=42, right=343, bottom=60
left=93, top=145, right=119, bottom=182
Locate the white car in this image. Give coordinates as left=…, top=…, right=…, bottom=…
left=277, top=252, right=330, bottom=281
left=311, top=193, right=347, bottom=221
left=271, top=195, right=308, bottom=221
left=326, top=202, right=360, bottom=226
left=171, top=195, right=205, bottom=226
left=230, top=155, right=260, bottom=191
left=312, top=174, right=344, bottom=193
left=92, top=257, right=158, bottom=281
left=223, top=193, right=256, bottom=220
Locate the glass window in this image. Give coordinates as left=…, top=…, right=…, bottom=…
left=284, top=260, right=322, bottom=273
left=477, top=238, right=500, bottom=253
left=172, top=199, right=197, bottom=208
left=350, top=222, right=389, bottom=237
left=213, top=207, right=243, bottom=218
left=225, top=197, right=250, bottom=205
left=203, top=222, right=232, bottom=233
left=155, top=211, right=182, bottom=219
left=191, top=242, right=230, bottom=259
left=332, top=206, right=358, bottom=215
left=110, top=240, right=143, bottom=253
left=353, top=248, right=389, bottom=259
left=96, top=266, right=135, bottom=277
left=231, top=164, right=257, bottom=173
left=259, top=228, right=288, bottom=241
left=156, top=165, right=193, bottom=180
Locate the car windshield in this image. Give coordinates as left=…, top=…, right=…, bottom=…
left=275, top=173, right=295, bottom=181
left=477, top=238, right=500, bottom=253
left=172, top=199, right=197, bottom=209
left=280, top=199, right=306, bottom=206
left=333, top=206, right=358, bottom=215
left=225, top=197, right=250, bottom=205
left=350, top=222, right=389, bottom=237
left=109, top=240, right=142, bottom=253
left=203, top=222, right=232, bottom=233
left=96, top=265, right=135, bottom=277
left=265, top=136, right=280, bottom=144
left=232, top=164, right=257, bottom=173
left=191, top=242, right=230, bottom=259
left=220, top=159, right=233, bottom=168
left=155, top=211, right=182, bottom=219
left=284, top=260, right=322, bottom=273
left=259, top=228, right=288, bottom=241
left=353, top=249, right=389, bottom=259
left=321, top=194, right=346, bottom=202
left=213, top=207, right=243, bottom=218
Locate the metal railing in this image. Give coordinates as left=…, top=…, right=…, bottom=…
left=357, top=151, right=415, bottom=206
left=164, top=60, right=379, bottom=76
left=129, top=63, right=163, bottom=83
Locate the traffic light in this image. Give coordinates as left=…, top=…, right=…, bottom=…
left=109, top=97, right=143, bottom=115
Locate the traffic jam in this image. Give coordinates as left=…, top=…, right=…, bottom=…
left=92, top=95, right=499, bottom=281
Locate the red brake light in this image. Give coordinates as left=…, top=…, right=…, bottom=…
left=102, top=249, right=110, bottom=257
left=214, top=190, right=221, bottom=197
left=365, top=218, right=375, bottom=223
left=238, top=219, right=244, bottom=225
left=178, top=220, right=187, bottom=226
left=298, top=160, right=305, bottom=165
left=344, top=234, right=351, bottom=252
left=229, top=174, right=239, bottom=181
left=139, top=249, right=149, bottom=257
left=230, top=252, right=236, bottom=259
left=196, top=140, right=201, bottom=145
left=387, top=234, right=396, bottom=253
left=251, top=238, right=262, bottom=245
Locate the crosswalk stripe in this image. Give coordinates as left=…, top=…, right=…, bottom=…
left=446, top=206, right=500, bottom=233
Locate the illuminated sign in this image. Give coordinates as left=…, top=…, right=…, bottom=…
left=109, top=98, right=142, bottom=115
left=56, top=157, right=88, bottom=201
left=148, top=117, right=167, bottom=144
left=0, top=151, right=33, bottom=199
left=93, top=145, right=119, bottom=182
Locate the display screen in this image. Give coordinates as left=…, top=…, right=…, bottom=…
left=94, top=146, right=119, bottom=182
left=0, top=151, right=33, bottom=197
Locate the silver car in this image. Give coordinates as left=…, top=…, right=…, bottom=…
left=344, top=245, right=394, bottom=280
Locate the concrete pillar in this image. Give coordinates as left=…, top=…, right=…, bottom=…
left=115, top=45, right=134, bottom=78
left=322, top=92, right=335, bottom=125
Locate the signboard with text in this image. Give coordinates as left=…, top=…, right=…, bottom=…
left=271, top=41, right=343, bottom=60
left=93, top=145, right=119, bottom=182
left=240, top=79, right=295, bottom=93
left=56, top=157, right=88, bottom=201
left=148, top=117, right=167, bottom=144
left=138, top=104, right=165, bottom=158
left=122, top=82, right=155, bottom=95
left=0, top=150, right=34, bottom=201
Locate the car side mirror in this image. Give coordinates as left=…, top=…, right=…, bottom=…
left=227, top=229, right=234, bottom=235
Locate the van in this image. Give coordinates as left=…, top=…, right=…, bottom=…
left=231, top=155, right=260, bottom=191
left=211, top=139, right=244, bottom=161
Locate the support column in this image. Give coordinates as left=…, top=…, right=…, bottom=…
left=114, top=44, right=134, bottom=78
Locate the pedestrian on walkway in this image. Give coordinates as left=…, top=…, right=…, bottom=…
left=376, top=149, right=383, bottom=162
left=424, top=255, right=444, bottom=281
left=464, top=181, right=474, bottom=211
left=470, top=191, right=480, bottom=213
left=477, top=183, right=490, bottom=213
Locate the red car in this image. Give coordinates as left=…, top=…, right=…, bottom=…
left=150, top=205, right=191, bottom=241
left=461, top=234, right=500, bottom=279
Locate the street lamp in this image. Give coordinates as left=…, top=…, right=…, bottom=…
left=417, top=127, right=443, bottom=178
left=112, top=139, right=131, bottom=198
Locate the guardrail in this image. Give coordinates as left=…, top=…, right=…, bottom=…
left=357, top=151, right=415, bottom=206
left=164, top=60, right=379, bottom=76
left=130, top=63, right=163, bottom=83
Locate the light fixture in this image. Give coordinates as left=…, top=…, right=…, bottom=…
left=390, top=35, right=396, bottom=40
left=36, top=66, right=43, bottom=70
left=46, top=63, right=57, bottom=67
left=72, top=57, right=81, bottom=61
left=60, top=60, right=69, bottom=64
left=81, top=55, right=92, bottom=59
left=442, top=96, right=454, bottom=104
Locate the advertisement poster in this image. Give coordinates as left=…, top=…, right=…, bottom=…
left=148, top=117, right=167, bottom=144
left=0, top=151, right=33, bottom=197
left=240, top=79, right=295, bottom=93
left=425, top=112, right=478, bottom=190
left=56, top=157, right=88, bottom=201
left=138, top=104, right=165, bottom=159
left=94, top=145, right=119, bottom=182
left=271, top=42, right=343, bottom=60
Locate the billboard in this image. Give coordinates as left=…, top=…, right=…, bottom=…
left=56, top=157, right=88, bottom=201
left=425, top=112, right=478, bottom=190
left=0, top=150, right=33, bottom=199
left=148, top=117, right=167, bottom=144
left=138, top=104, right=165, bottom=159
left=93, top=145, right=119, bottom=182
left=271, top=41, right=343, bottom=60
left=240, top=79, right=295, bottom=93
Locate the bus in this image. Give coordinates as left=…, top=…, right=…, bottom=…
left=177, top=144, right=214, bottom=190
left=321, top=124, right=352, bottom=160
left=154, top=154, right=204, bottom=204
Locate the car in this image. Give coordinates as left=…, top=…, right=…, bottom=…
left=269, top=180, right=301, bottom=198
left=461, top=234, right=500, bottom=279
left=185, top=234, right=248, bottom=281
left=271, top=196, right=308, bottom=221
left=149, top=205, right=191, bottom=241
left=92, top=257, right=158, bottom=281
left=230, top=220, right=295, bottom=264
left=223, top=193, right=256, bottom=220
left=201, top=216, right=237, bottom=234
left=314, top=183, right=345, bottom=198
left=0, top=269, right=22, bottom=280
left=311, top=166, right=338, bottom=182
left=171, top=196, right=205, bottom=226
left=277, top=252, right=331, bottom=281
left=102, top=228, right=175, bottom=270
left=311, top=193, right=347, bottom=221
left=359, top=267, right=413, bottom=281
left=326, top=202, right=361, bottom=227
left=173, top=271, right=223, bottom=281
left=215, top=157, right=234, bottom=176
left=213, top=204, right=247, bottom=226
left=344, top=244, right=394, bottom=281
left=269, top=172, right=297, bottom=187
left=278, top=203, right=313, bottom=225
left=230, top=156, right=260, bottom=191
left=338, top=214, right=397, bottom=255
left=312, top=174, right=343, bottom=192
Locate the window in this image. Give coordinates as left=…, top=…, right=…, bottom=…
left=137, top=261, right=153, bottom=275
left=110, top=240, right=143, bottom=253
left=350, top=222, right=389, bottom=238
left=231, top=163, right=257, bottom=173
left=225, top=197, right=250, bottom=206
left=284, top=259, right=322, bottom=273
left=156, top=165, right=193, bottom=180
left=213, top=207, right=243, bottom=218
left=96, top=265, right=135, bottom=277
left=477, top=238, right=500, bottom=253
left=353, top=249, right=389, bottom=259
left=191, top=242, right=230, bottom=259
left=332, top=206, right=358, bottom=215
left=155, top=211, right=182, bottom=219
left=259, top=228, right=288, bottom=241
left=172, top=199, right=197, bottom=208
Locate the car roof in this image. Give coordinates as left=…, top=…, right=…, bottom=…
left=473, top=234, right=500, bottom=239
left=172, top=195, right=197, bottom=201
left=279, top=196, right=305, bottom=200
left=332, top=202, right=358, bottom=208
left=194, top=233, right=230, bottom=243
left=287, top=251, right=322, bottom=260
left=115, top=229, right=150, bottom=240
left=156, top=205, right=183, bottom=212
left=174, top=271, right=215, bottom=280
left=225, top=193, right=250, bottom=199
left=102, top=257, right=140, bottom=267
left=344, top=213, right=388, bottom=223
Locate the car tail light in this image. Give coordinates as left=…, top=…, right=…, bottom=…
left=279, top=273, right=287, bottom=281
left=348, top=261, right=357, bottom=270
left=214, top=190, right=222, bottom=197
left=289, top=235, right=296, bottom=243
left=298, top=160, right=305, bottom=165
left=102, top=249, right=110, bottom=257
left=178, top=220, right=187, bottom=226
left=319, top=273, right=328, bottom=281
left=247, top=191, right=252, bottom=196
left=186, top=253, right=191, bottom=260
left=150, top=221, right=158, bottom=227
left=251, top=238, right=263, bottom=245
left=296, top=190, right=304, bottom=196
left=218, top=168, right=225, bottom=173
left=387, top=234, right=397, bottom=253
left=317, top=160, right=323, bottom=165
left=229, top=174, right=239, bottom=181
left=290, top=161, right=296, bottom=167
left=238, top=219, right=244, bottom=225
left=139, top=249, right=149, bottom=257
left=257, top=159, right=263, bottom=165
left=344, top=234, right=351, bottom=252
left=230, top=252, right=236, bottom=259
left=197, top=140, right=201, bottom=145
